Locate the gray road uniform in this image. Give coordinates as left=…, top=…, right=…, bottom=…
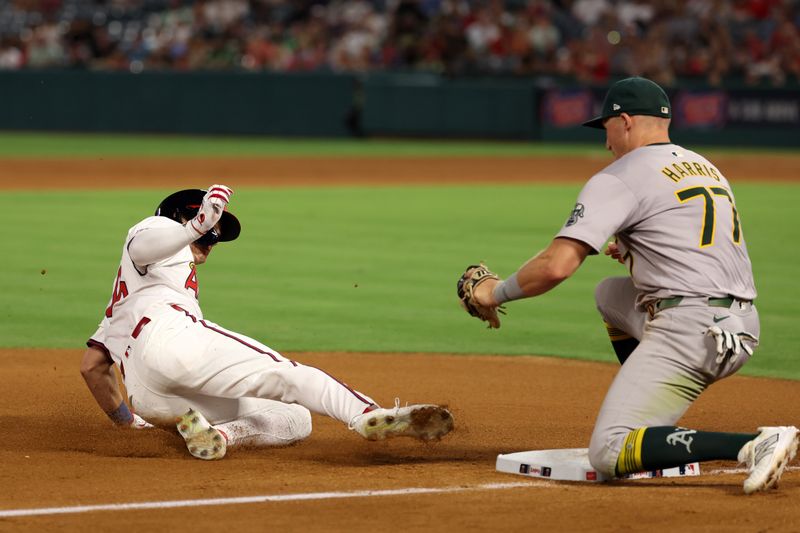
left=556, top=142, right=758, bottom=476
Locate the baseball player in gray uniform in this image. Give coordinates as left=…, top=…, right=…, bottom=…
left=466, top=77, right=798, bottom=493
left=81, top=185, right=454, bottom=459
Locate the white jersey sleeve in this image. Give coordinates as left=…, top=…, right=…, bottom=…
left=128, top=219, right=199, bottom=268
left=556, top=172, right=638, bottom=253
left=87, top=216, right=204, bottom=364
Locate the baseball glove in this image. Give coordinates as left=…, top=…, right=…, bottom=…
left=457, top=263, right=505, bottom=328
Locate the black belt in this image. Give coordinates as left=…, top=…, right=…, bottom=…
left=647, top=296, right=751, bottom=317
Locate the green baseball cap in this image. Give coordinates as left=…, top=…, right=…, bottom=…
left=582, top=77, right=671, bottom=129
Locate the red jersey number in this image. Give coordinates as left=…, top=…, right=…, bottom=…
left=185, top=265, right=199, bottom=299
left=105, top=266, right=129, bottom=318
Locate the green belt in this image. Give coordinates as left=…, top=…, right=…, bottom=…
left=655, top=296, right=739, bottom=312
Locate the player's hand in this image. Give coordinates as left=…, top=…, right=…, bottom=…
left=130, top=413, right=154, bottom=430
left=472, top=276, right=500, bottom=309
left=705, top=326, right=759, bottom=364
left=604, top=242, right=625, bottom=264
left=189, top=184, right=233, bottom=236
left=457, top=264, right=505, bottom=329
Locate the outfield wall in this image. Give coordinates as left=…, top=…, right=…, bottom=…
left=0, top=71, right=356, bottom=137
left=1, top=71, right=797, bottom=147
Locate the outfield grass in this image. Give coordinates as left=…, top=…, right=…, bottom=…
left=0, top=132, right=606, bottom=157
left=3, top=183, right=799, bottom=379
left=1, top=131, right=798, bottom=158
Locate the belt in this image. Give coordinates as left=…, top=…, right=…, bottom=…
left=647, top=296, right=751, bottom=317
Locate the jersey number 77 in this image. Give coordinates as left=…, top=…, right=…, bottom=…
left=676, top=186, right=742, bottom=248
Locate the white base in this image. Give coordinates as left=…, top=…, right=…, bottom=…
left=496, top=448, right=700, bottom=482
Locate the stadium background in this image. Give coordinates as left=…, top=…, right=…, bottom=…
left=2, top=1, right=800, bottom=531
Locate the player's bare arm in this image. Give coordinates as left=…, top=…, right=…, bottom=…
left=80, top=345, right=124, bottom=413
left=473, top=237, right=592, bottom=308
left=80, top=346, right=151, bottom=428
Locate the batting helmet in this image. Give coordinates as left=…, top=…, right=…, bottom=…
left=155, top=189, right=241, bottom=246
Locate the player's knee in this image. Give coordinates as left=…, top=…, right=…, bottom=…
left=588, top=427, right=626, bottom=477
left=282, top=404, right=312, bottom=443
left=594, top=277, right=619, bottom=318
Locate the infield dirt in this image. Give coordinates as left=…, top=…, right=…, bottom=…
left=2, top=154, right=799, bottom=532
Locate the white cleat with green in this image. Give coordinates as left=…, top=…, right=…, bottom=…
left=738, top=426, right=799, bottom=494
left=350, top=400, right=454, bottom=442
left=176, top=408, right=227, bottom=460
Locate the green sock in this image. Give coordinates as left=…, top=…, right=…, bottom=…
left=616, top=426, right=758, bottom=475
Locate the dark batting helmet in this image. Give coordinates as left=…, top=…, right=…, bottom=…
left=155, top=189, right=241, bottom=246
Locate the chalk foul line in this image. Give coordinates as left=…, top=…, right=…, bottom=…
left=706, top=465, right=799, bottom=476
left=0, top=482, right=542, bottom=518
left=4, top=466, right=798, bottom=518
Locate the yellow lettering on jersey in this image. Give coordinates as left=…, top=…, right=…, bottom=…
left=682, top=162, right=697, bottom=176
left=672, top=163, right=690, bottom=178
left=692, top=163, right=707, bottom=176
left=661, top=167, right=681, bottom=182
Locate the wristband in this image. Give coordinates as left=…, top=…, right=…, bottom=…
left=492, top=273, right=525, bottom=304
left=108, top=400, right=134, bottom=426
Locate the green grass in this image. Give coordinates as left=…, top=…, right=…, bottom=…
left=0, top=132, right=605, bottom=157
left=3, top=183, right=799, bottom=379
left=0, top=131, right=798, bottom=158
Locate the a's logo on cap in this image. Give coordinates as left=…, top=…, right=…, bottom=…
left=661, top=106, right=669, bottom=114
left=612, top=104, right=621, bottom=111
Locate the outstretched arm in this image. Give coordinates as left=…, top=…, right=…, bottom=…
left=129, top=184, right=233, bottom=266
left=474, top=237, right=593, bottom=307
left=127, top=222, right=202, bottom=266
left=80, top=346, right=151, bottom=428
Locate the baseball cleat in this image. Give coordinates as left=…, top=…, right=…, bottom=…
left=349, top=399, right=454, bottom=442
left=176, top=408, right=227, bottom=460
left=738, top=426, right=799, bottom=494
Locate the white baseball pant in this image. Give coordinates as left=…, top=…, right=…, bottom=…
left=121, top=303, right=375, bottom=444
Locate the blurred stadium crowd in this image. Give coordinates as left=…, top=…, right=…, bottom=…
left=0, top=0, right=798, bottom=86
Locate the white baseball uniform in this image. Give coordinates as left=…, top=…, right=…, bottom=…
left=88, top=215, right=375, bottom=446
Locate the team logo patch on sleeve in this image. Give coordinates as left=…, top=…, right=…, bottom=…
left=565, top=203, right=585, bottom=227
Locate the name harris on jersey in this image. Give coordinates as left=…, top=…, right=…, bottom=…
left=660, top=154, right=722, bottom=183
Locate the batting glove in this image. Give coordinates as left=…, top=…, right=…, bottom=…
left=188, top=184, right=233, bottom=237
left=130, top=413, right=155, bottom=429
left=705, top=325, right=759, bottom=364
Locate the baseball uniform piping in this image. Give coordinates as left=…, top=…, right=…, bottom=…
left=86, top=339, right=113, bottom=364
left=198, top=320, right=294, bottom=365
left=313, top=367, right=373, bottom=406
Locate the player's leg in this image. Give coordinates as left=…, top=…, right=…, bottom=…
left=169, top=319, right=377, bottom=422
left=594, top=277, right=645, bottom=364
left=195, top=321, right=453, bottom=441
left=214, top=398, right=313, bottom=448
left=589, top=301, right=796, bottom=492
left=122, top=310, right=312, bottom=459
left=124, top=370, right=313, bottom=459
left=141, top=308, right=453, bottom=443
